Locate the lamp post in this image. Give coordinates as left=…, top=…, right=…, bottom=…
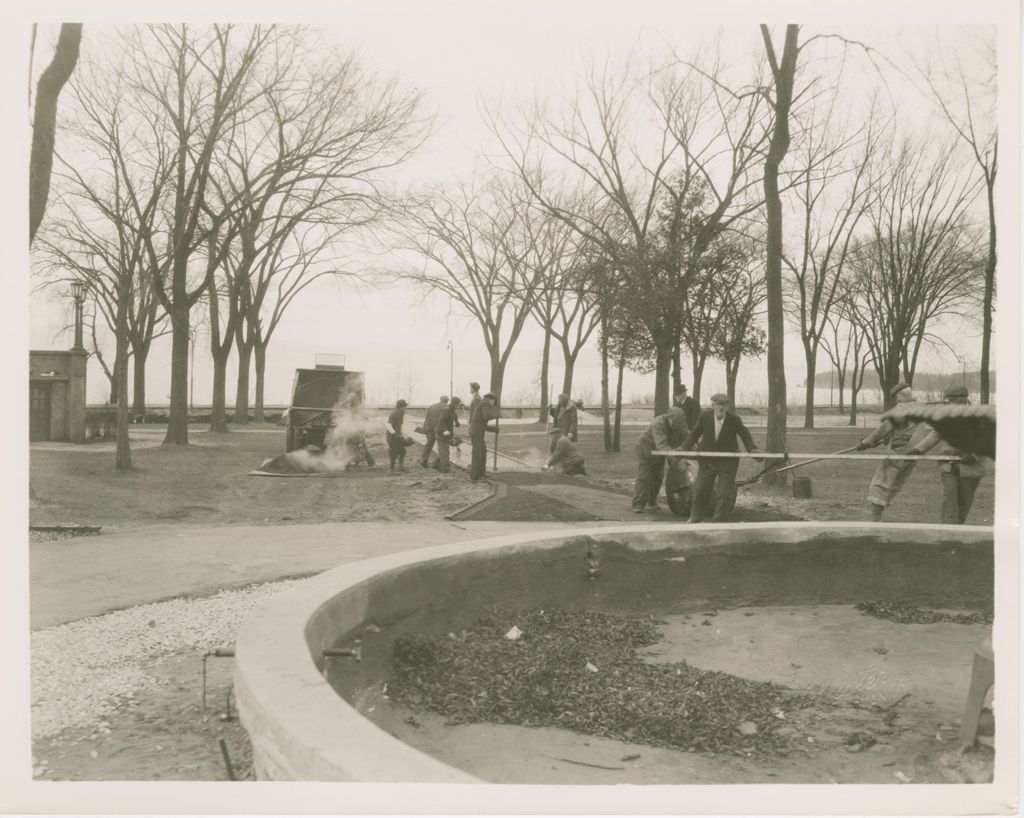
left=69, top=279, right=86, bottom=351
left=447, top=339, right=453, bottom=399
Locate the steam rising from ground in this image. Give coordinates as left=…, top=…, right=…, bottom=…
left=258, top=393, right=379, bottom=475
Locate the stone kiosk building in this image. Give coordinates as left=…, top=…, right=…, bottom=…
left=29, top=349, right=87, bottom=443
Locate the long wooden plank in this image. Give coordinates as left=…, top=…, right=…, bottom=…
left=651, top=450, right=962, bottom=461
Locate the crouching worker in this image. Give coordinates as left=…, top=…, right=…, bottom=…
left=632, top=406, right=689, bottom=513
left=542, top=434, right=587, bottom=476
left=435, top=396, right=463, bottom=473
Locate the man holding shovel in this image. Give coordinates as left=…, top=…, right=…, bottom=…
left=469, top=392, right=499, bottom=482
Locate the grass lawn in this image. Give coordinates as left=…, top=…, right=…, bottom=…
left=29, top=418, right=993, bottom=528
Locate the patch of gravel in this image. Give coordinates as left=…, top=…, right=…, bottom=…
left=31, top=577, right=314, bottom=737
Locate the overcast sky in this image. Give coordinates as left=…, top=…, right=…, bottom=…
left=26, top=10, right=1003, bottom=407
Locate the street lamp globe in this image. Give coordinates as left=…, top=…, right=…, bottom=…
left=70, top=279, right=86, bottom=303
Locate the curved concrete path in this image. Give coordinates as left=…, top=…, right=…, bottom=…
left=28, top=519, right=622, bottom=630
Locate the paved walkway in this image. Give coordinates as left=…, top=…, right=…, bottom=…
left=29, top=519, right=621, bottom=630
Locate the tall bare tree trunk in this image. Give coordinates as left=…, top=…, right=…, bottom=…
left=600, top=319, right=611, bottom=453
left=488, top=349, right=506, bottom=398
left=980, top=176, right=996, bottom=403
left=132, top=348, right=148, bottom=418
left=561, top=348, right=578, bottom=397
left=654, top=343, right=672, bottom=415
left=691, top=357, right=707, bottom=405
left=30, top=23, right=82, bottom=244
left=234, top=332, right=252, bottom=425
left=253, top=342, right=267, bottom=423
left=760, top=23, right=798, bottom=486
left=671, top=339, right=681, bottom=388
left=539, top=329, right=551, bottom=423
left=114, top=289, right=132, bottom=470
left=210, top=348, right=230, bottom=433
left=163, top=298, right=191, bottom=444
left=613, top=351, right=626, bottom=453
left=803, top=342, right=816, bottom=429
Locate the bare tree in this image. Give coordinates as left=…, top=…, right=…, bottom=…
left=30, top=23, right=82, bottom=244
left=782, top=99, right=882, bottom=427
left=121, top=24, right=282, bottom=445
left=920, top=34, right=997, bottom=403
left=759, top=23, right=800, bottom=482
left=845, top=140, right=982, bottom=408
left=210, top=45, right=424, bottom=424
left=396, top=178, right=546, bottom=397
left=33, top=53, right=178, bottom=468
left=713, top=264, right=768, bottom=406
left=497, top=50, right=768, bottom=414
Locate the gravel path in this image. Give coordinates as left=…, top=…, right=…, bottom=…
left=32, top=578, right=311, bottom=738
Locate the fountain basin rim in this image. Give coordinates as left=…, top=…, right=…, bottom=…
left=233, top=521, right=992, bottom=782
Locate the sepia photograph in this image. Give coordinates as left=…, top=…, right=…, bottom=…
left=2, top=1, right=1019, bottom=815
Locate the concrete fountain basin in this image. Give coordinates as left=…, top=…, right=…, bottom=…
left=233, top=522, right=993, bottom=782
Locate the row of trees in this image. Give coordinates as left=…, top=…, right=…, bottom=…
left=394, top=25, right=993, bottom=461
left=33, top=24, right=426, bottom=467
left=31, top=24, right=996, bottom=472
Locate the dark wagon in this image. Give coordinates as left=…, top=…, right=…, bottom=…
left=285, top=363, right=365, bottom=452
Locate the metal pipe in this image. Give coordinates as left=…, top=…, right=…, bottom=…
left=323, top=642, right=361, bottom=662
left=202, top=647, right=236, bottom=712
left=651, top=450, right=960, bottom=461
left=218, top=738, right=237, bottom=781
left=773, top=446, right=860, bottom=475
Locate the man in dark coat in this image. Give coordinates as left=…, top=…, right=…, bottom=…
left=632, top=407, right=689, bottom=512
left=674, top=383, right=701, bottom=430
left=469, top=392, right=498, bottom=481
left=682, top=393, right=761, bottom=522
left=385, top=399, right=409, bottom=473
left=419, top=395, right=449, bottom=468
left=549, top=393, right=579, bottom=453
left=468, top=381, right=482, bottom=420
left=435, top=396, right=462, bottom=473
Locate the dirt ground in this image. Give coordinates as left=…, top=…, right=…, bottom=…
left=26, top=421, right=995, bottom=783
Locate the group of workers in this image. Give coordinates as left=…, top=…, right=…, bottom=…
left=378, top=377, right=985, bottom=526
left=632, top=385, right=761, bottom=522
left=384, top=381, right=499, bottom=480
left=630, top=381, right=985, bottom=525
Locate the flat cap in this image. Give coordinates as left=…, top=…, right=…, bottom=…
left=710, top=392, right=729, bottom=403
left=469, top=381, right=480, bottom=390
left=891, top=382, right=911, bottom=398
left=944, top=384, right=969, bottom=399
left=483, top=392, right=497, bottom=401
left=395, top=399, right=408, bottom=408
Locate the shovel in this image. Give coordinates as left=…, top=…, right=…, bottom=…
left=773, top=445, right=860, bottom=475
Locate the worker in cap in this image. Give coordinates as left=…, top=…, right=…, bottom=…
left=434, top=396, right=463, bottom=473
left=908, top=384, right=986, bottom=524
left=632, top=406, right=689, bottom=513
left=855, top=383, right=921, bottom=520
left=549, top=392, right=579, bottom=453
left=419, top=396, right=450, bottom=468
left=385, top=399, right=409, bottom=473
left=681, top=393, right=761, bottom=522
left=469, top=392, right=499, bottom=481
left=468, top=381, right=482, bottom=421
left=673, top=383, right=701, bottom=429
